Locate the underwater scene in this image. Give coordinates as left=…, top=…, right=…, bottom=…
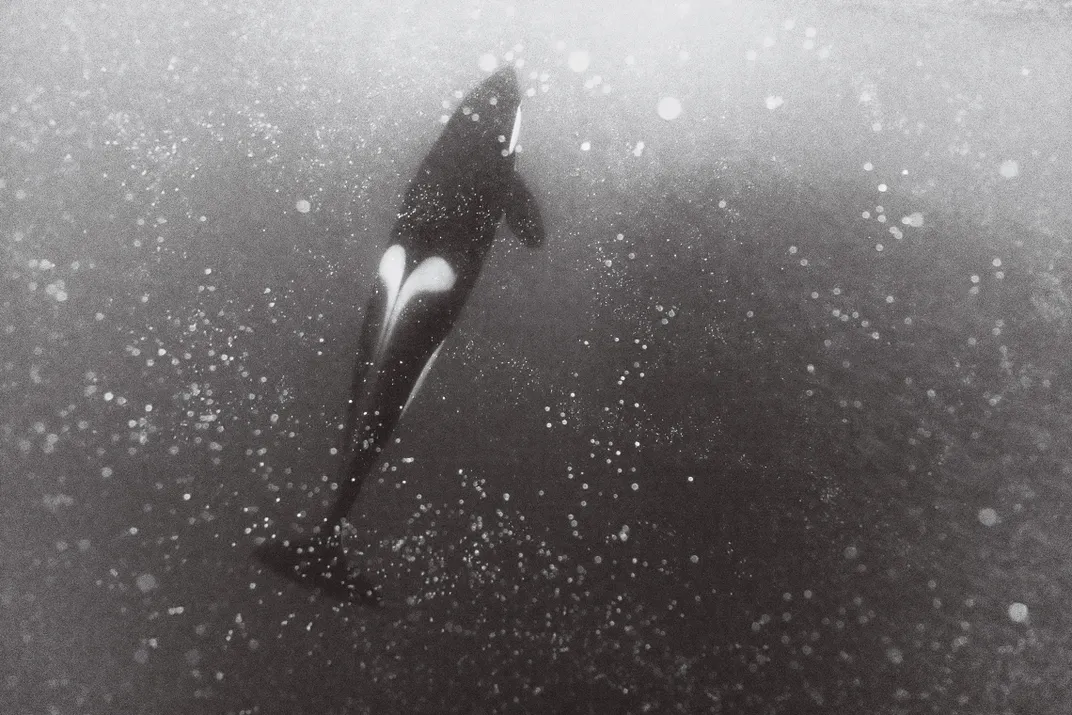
left=3, top=0, right=1072, bottom=712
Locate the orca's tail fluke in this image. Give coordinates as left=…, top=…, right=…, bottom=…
left=252, top=372, right=391, bottom=607
left=252, top=533, right=381, bottom=606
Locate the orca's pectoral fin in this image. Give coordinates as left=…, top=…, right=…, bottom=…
left=505, top=174, right=545, bottom=248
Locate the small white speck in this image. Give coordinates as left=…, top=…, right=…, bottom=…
left=136, top=573, right=158, bottom=593
left=999, top=160, right=1020, bottom=179
left=568, top=50, right=590, bottom=73
left=1008, top=602, right=1029, bottom=623
left=657, top=96, right=683, bottom=121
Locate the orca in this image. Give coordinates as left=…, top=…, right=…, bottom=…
left=254, top=65, right=545, bottom=605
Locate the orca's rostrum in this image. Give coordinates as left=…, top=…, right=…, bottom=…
left=254, top=65, right=545, bottom=604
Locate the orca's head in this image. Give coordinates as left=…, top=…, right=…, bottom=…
left=439, top=66, right=524, bottom=176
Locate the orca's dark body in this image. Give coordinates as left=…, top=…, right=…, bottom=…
left=254, top=66, right=544, bottom=604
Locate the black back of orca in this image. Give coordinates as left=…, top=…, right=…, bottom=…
left=326, top=65, right=545, bottom=526
left=252, top=66, right=545, bottom=597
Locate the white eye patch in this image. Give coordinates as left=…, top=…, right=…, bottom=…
left=378, top=244, right=406, bottom=320
left=375, top=245, right=456, bottom=364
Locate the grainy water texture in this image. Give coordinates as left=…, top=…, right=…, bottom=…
left=3, top=0, right=1072, bottom=713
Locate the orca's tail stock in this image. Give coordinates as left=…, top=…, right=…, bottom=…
left=253, top=529, right=381, bottom=606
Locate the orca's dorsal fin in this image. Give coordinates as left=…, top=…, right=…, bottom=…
left=505, top=174, right=545, bottom=248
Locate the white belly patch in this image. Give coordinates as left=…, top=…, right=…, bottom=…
left=508, top=105, right=522, bottom=155
left=401, top=340, right=445, bottom=418
left=375, top=245, right=456, bottom=364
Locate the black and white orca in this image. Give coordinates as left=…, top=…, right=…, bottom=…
left=254, top=65, right=545, bottom=604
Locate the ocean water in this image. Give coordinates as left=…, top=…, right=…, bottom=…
left=3, top=1, right=1072, bottom=712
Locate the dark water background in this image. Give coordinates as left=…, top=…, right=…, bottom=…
left=3, top=0, right=1072, bottom=712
